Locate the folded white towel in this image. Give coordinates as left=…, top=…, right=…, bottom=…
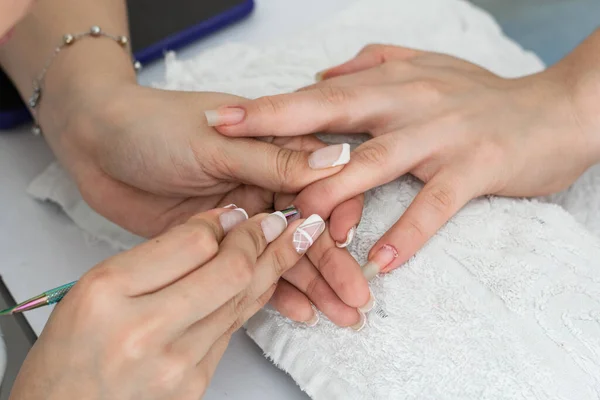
left=28, top=0, right=600, bottom=398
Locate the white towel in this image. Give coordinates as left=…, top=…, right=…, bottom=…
left=28, top=0, right=600, bottom=398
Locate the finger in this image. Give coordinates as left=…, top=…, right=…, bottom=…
left=269, top=279, right=318, bottom=325
left=194, top=333, right=232, bottom=399
left=98, top=207, right=240, bottom=296
left=218, top=137, right=351, bottom=193
left=282, top=256, right=362, bottom=327
left=304, top=61, right=420, bottom=91
left=171, top=215, right=325, bottom=362
left=305, top=226, right=371, bottom=311
left=154, top=212, right=274, bottom=332
left=329, top=194, right=364, bottom=246
left=212, top=86, right=398, bottom=138
left=294, top=130, right=431, bottom=220
left=318, top=44, right=422, bottom=80
left=364, top=169, right=478, bottom=279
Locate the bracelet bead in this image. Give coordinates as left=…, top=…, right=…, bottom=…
left=90, top=25, right=102, bottom=36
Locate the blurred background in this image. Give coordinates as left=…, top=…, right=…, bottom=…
left=470, top=0, right=599, bottom=65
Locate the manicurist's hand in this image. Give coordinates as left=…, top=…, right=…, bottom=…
left=10, top=208, right=324, bottom=400
left=213, top=33, right=600, bottom=278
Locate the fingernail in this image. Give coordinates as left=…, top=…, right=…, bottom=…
left=205, top=107, right=246, bottom=127
left=358, top=289, right=375, bottom=313
left=308, top=143, right=351, bottom=170
left=304, top=304, right=320, bottom=327
left=261, top=212, right=288, bottom=243
left=293, top=214, right=325, bottom=254
left=219, top=208, right=248, bottom=233
left=350, top=311, right=367, bottom=332
left=362, top=244, right=398, bottom=280
left=315, top=70, right=328, bottom=82
left=223, top=204, right=237, bottom=209
left=335, top=225, right=356, bottom=248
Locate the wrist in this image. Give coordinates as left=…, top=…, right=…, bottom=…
left=549, top=30, right=600, bottom=165
left=37, top=36, right=138, bottom=172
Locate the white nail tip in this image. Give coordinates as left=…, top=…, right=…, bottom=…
left=272, top=211, right=288, bottom=227
left=331, top=143, right=351, bottom=167
left=204, top=110, right=219, bottom=126
left=335, top=225, right=356, bottom=248
left=305, top=305, right=320, bottom=327
left=358, top=290, right=375, bottom=313
left=350, top=312, right=367, bottom=332
left=235, top=208, right=249, bottom=219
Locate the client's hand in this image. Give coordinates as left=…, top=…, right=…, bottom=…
left=10, top=208, right=323, bottom=400
left=212, top=43, right=600, bottom=277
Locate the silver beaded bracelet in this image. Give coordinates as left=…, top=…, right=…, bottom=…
left=29, top=25, right=141, bottom=135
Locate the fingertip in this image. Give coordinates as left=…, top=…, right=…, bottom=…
left=270, top=282, right=315, bottom=323
left=329, top=196, right=364, bottom=243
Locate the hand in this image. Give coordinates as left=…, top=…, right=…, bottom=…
left=10, top=208, right=323, bottom=400
left=212, top=43, right=600, bottom=277
left=44, top=82, right=370, bottom=329
left=42, top=83, right=348, bottom=238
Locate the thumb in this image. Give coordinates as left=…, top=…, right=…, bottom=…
left=220, top=137, right=351, bottom=193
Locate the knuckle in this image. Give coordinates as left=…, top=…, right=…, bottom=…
left=118, top=326, right=152, bottom=362
left=275, top=147, right=302, bottom=189
left=423, top=183, right=456, bottom=215
left=252, top=95, right=287, bottom=116
left=317, top=86, right=354, bottom=106
left=181, top=222, right=219, bottom=255
left=304, top=274, right=326, bottom=301
left=271, top=247, right=297, bottom=278
left=227, top=251, right=254, bottom=289
left=76, top=268, right=119, bottom=310
left=378, top=61, right=403, bottom=78
left=362, top=43, right=386, bottom=55
left=353, top=141, right=389, bottom=168
left=256, top=285, right=277, bottom=310
left=406, top=80, right=444, bottom=102
left=316, top=246, right=340, bottom=276
left=403, top=217, right=428, bottom=242
left=153, top=353, right=188, bottom=392
left=476, top=141, right=506, bottom=167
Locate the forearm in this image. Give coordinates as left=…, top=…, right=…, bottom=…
left=0, top=0, right=136, bottom=159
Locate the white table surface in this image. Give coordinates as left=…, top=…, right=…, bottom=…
left=0, top=0, right=355, bottom=398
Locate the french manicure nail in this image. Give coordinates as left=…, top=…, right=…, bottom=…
left=350, top=312, right=367, bottom=332
left=358, top=290, right=375, bottom=313
left=293, top=214, right=325, bottom=254
left=261, top=212, right=288, bottom=243
left=304, top=304, right=320, bottom=327
left=335, top=225, right=356, bottom=248
left=205, top=107, right=246, bottom=127
left=219, top=208, right=248, bottom=233
left=362, top=244, right=398, bottom=280
left=308, top=143, right=351, bottom=170
left=223, top=204, right=237, bottom=209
